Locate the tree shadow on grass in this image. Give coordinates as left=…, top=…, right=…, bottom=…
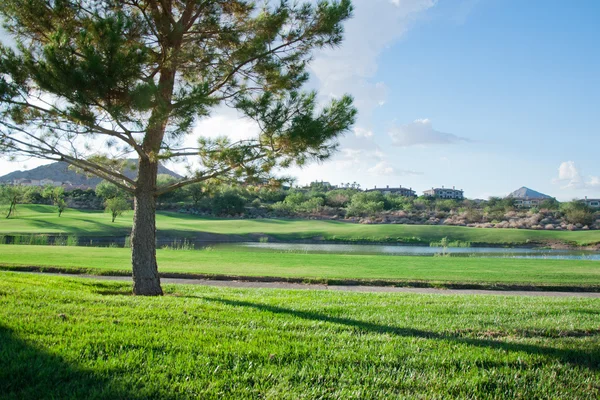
left=203, top=297, right=600, bottom=371
left=0, top=325, right=172, bottom=400
left=25, top=218, right=128, bottom=236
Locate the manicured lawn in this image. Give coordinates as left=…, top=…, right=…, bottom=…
left=1, top=272, right=599, bottom=399
left=1, top=204, right=600, bottom=245
left=1, top=245, right=600, bottom=289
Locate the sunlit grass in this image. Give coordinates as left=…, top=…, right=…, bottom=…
left=1, top=272, right=599, bottom=399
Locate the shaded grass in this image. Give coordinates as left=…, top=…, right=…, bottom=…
left=2, top=204, right=600, bottom=245
left=1, top=272, right=599, bottom=399
left=1, top=245, right=600, bottom=291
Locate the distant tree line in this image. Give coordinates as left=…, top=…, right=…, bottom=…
left=1, top=181, right=598, bottom=229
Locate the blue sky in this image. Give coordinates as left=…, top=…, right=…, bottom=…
left=1, top=0, right=599, bottom=200
left=290, top=0, right=600, bottom=200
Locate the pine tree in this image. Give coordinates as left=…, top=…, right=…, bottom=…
left=0, top=0, right=356, bottom=295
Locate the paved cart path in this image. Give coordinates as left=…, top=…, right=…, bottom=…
left=12, top=271, right=600, bottom=298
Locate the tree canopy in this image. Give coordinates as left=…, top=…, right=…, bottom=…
left=0, top=0, right=356, bottom=191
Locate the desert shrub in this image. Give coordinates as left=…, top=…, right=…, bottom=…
left=325, top=189, right=354, bottom=207
left=257, top=188, right=287, bottom=203
left=435, top=199, right=459, bottom=212
left=211, top=190, right=246, bottom=216
left=561, top=201, right=594, bottom=226
left=539, top=198, right=560, bottom=210
left=413, top=197, right=434, bottom=211
left=346, top=192, right=385, bottom=217
left=383, top=194, right=413, bottom=211
left=297, top=197, right=325, bottom=213
left=283, top=190, right=306, bottom=206
left=464, top=209, right=484, bottom=223
left=270, top=201, right=295, bottom=215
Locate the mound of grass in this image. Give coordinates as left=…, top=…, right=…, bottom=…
left=1, top=204, right=600, bottom=246
left=0, top=272, right=599, bottom=399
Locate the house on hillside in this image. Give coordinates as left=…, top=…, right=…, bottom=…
left=506, top=186, right=553, bottom=208
left=308, top=181, right=336, bottom=190
left=40, top=178, right=61, bottom=186
left=13, top=178, right=41, bottom=186
left=365, top=185, right=416, bottom=197
left=583, top=197, right=600, bottom=208
left=423, top=186, right=464, bottom=200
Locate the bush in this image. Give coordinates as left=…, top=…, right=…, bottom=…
left=383, top=194, right=413, bottom=211
left=257, top=188, right=287, bottom=203
left=561, top=201, right=594, bottom=226
left=325, top=189, right=354, bottom=207
left=211, top=190, right=246, bottom=216
left=283, top=190, right=306, bottom=206
left=346, top=193, right=385, bottom=217
left=297, top=197, right=324, bottom=213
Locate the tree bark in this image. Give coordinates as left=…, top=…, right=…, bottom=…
left=131, top=158, right=163, bottom=296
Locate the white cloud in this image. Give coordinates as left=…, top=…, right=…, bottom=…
left=553, top=161, right=600, bottom=190
left=368, top=161, right=422, bottom=177
left=353, top=127, right=374, bottom=138
left=388, top=118, right=470, bottom=147
left=310, top=0, right=437, bottom=133
left=192, top=112, right=258, bottom=143
left=368, top=161, right=395, bottom=176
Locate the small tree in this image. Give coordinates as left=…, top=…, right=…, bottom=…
left=0, top=184, right=26, bottom=218
left=42, top=186, right=67, bottom=216
left=184, top=182, right=206, bottom=209
left=95, top=181, right=126, bottom=201
left=105, top=197, right=131, bottom=223
left=0, top=0, right=356, bottom=295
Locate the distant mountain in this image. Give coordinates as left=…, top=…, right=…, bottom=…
left=0, top=160, right=183, bottom=188
left=506, top=187, right=552, bottom=199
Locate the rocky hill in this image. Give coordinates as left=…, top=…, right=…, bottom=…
left=507, top=186, right=552, bottom=199
left=0, top=160, right=183, bottom=188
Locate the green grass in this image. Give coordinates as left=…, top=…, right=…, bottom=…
left=2, top=204, right=600, bottom=246
left=1, top=245, right=600, bottom=289
left=1, top=272, right=599, bottom=399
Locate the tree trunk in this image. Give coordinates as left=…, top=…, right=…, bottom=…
left=131, top=159, right=163, bottom=296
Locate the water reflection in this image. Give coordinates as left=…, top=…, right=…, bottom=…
left=232, top=242, right=600, bottom=261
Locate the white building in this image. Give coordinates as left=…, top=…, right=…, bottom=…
left=423, top=186, right=464, bottom=200
left=584, top=197, right=600, bottom=208
left=366, top=185, right=416, bottom=197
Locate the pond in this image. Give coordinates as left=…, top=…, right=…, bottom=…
left=2, top=234, right=598, bottom=260
left=222, top=242, right=600, bottom=261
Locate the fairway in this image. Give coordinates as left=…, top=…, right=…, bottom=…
left=1, top=272, right=599, bottom=399
left=2, top=204, right=600, bottom=245
left=1, top=245, right=600, bottom=289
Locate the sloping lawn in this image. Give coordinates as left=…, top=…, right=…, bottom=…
left=1, top=204, right=600, bottom=245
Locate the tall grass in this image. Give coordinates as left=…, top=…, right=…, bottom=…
left=162, top=238, right=194, bottom=251
left=66, top=235, right=79, bottom=247
left=53, top=236, right=67, bottom=246
left=430, top=237, right=471, bottom=248
left=2, top=234, right=80, bottom=246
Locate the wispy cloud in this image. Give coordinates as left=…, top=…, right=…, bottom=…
left=388, top=118, right=471, bottom=147
left=367, top=161, right=423, bottom=177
